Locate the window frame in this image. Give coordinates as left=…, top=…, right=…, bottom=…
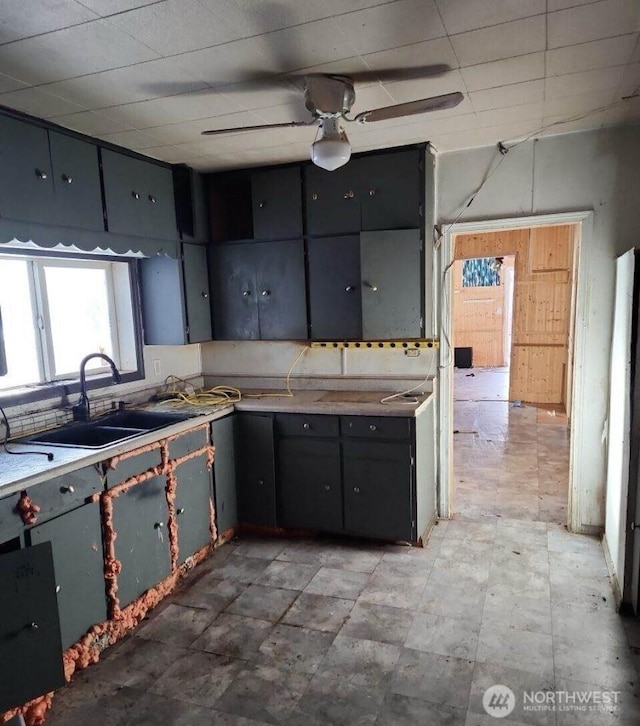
left=0, top=249, right=145, bottom=407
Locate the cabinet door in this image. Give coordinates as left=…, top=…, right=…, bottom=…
left=343, top=441, right=414, bottom=541
left=49, top=131, right=104, bottom=231
left=0, top=115, right=54, bottom=224
left=360, top=229, right=422, bottom=339
left=0, top=543, right=65, bottom=713
left=210, top=243, right=259, bottom=339
left=140, top=255, right=187, bottom=345
left=255, top=239, right=307, bottom=340
left=236, top=414, right=276, bottom=527
left=359, top=149, right=422, bottom=231
left=278, top=438, right=342, bottom=532
left=112, top=475, right=171, bottom=608
left=251, top=166, right=302, bottom=239
left=140, top=161, right=178, bottom=240
left=175, top=455, right=213, bottom=565
left=212, top=415, right=238, bottom=534
left=308, top=236, right=362, bottom=340
left=30, top=502, right=107, bottom=650
left=183, top=243, right=212, bottom=343
left=305, top=162, right=361, bottom=236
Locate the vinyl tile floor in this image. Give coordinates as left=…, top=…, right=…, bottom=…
left=46, top=522, right=640, bottom=725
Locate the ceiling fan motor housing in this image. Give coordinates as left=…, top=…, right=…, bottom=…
left=304, top=75, right=356, bottom=116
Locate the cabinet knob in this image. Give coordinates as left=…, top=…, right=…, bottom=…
left=303, top=423, right=310, bottom=430
left=365, top=282, right=379, bottom=292
left=257, top=479, right=264, bottom=486
left=177, top=507, right=185, bottom=515
left=345, top=285, right=355, bottom=293
left=154, top=521, right=164, bottom=529
left=131, top=191, right=140, bottom=200
left=60, top=484, right=75, bottom=494
left=258, top=201, right=266, bottom=208
left=311, top=192, right=318, bottom=201
left=368, top=189, right=376, bottom=197
left=242, top=290, right=251, bottom=297
left=324, top=484, right=331, bottom=491
left=61, top=173, right=73, bottom=184
left=35, top=168, right=47, bottom=180
left=261, top=290, right=271, bottom=297
left=27, top=622, right=39, bottom=630
left=343, top=190, right=355, bottom=199
left=353, top=487, right=360, bottom=493
left=369, top=424, right=377, bottom=431
left=201, top=291, right=209, bottom=299
left=148, top=194, right=157, bottom=203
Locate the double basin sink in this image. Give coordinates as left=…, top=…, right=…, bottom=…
left=26, top=410, right=192, bottom=449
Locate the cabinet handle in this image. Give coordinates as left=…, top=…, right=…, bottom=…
left=257, top=479, right=264, bottom=486
left=343, top=190, right=355, bottom=199
left=365, top=282, right=379, bottom=292
left=353, top=487, right=360, bottom=493
left=131, top=191, right=140, bottom=200
left=35, top=168, right=48, bottom=180
left=177, top=507, right=185, bottom=515
left=201, top=291, right=209, bottom=299
left=148, top=194, right=157, bottom=203
left=324, top=484, right=331, bottom=491
left=27, top=622, right=39, bottom=630
left=311, top=192, right=318, bottom=201
left=258, top=201, right=266, bottom=208
left=61, top=173, right=73, bottom=184
left=345, top=285, right=355, bottom=293
left=368, top=189, right=376, bottom=197
left=242, top=290, right=251, bottom=297
left=154, top=522, right=164, bottom=529
left=303, top=423, right=310, bottom=430
left=261, top=290, right=271, bottom=297
left=369, top=424, right=377, bottom=432
left=60, top=484, right=75, bottom=494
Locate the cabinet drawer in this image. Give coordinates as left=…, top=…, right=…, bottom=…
left=169, top=427, right=208, bottom=460
left=106, top=448, right=163, bottom=489
left=276, top=413, right=339, bottom=438
left=341, top=416, right=410, bottom=440
left=29, top=466, right=103, bottom=522
left=0, top=492, right=23, bottom=540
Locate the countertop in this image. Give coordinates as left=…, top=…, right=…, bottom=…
left=0, top=388, right=433, bottom=497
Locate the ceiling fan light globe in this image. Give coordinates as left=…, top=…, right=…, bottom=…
left=311, top=137, right=352, bottom=171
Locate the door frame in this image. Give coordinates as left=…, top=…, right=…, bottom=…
left=437, top=211, right=593, bottom=531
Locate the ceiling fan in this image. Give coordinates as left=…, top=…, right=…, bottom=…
left=200, top=69, right=464, bottom=171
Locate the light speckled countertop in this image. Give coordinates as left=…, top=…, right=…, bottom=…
left=0, top=389, right=433, bottom=497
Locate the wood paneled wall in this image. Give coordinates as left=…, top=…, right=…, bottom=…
left=452, top=258, right=511, bottom=367
left=454, top=225, right=575, bottom=405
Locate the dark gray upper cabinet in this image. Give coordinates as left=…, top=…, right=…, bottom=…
left=251, top=166, right=302, bottom=240
left=0, top=543, right=65, bottom=713
left=102, top=149, right=177, bottom=240
left=174, top=454, right=213, bottom=565
left=361, top=229, right=422, bottom=339
left=140, top=243, right=211, bottom=345
left=0, top=117, right=104, bottom=231
left=359, top=149, right=422, bottom=231
left=308, top=235, right=362, bottom=340
left=210, top=240, right=307, bottom=340
left=305, top=162, right=361, bottom=236
left=174, top=167, right=209, bottom=243
left=235, top=413, right=276, bottom=527
left=29, top=502, right=107, bottom=650
left=49, top=131, right=104, bottom=231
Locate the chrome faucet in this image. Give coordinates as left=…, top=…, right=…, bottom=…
left=73, top=353, right=121, bottom=422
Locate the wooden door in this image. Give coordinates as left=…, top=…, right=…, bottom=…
left=305, top=162, right=361, bottom=236
left=183, top=242, right=212, bottom=343
left=236, top=414, right=276, bottom=527
left=175, top=455, right=213, bottom=565
left=251, top=166, right=302, bottom=240
left=452, top=258, right=508, bottom=367
left=212, top=416, right=238, bottom=534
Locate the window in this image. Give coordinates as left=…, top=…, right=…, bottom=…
left=0, top=254, right=141, bottom=393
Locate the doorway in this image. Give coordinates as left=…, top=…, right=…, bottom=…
left=447, top=223, right=579, bottom=525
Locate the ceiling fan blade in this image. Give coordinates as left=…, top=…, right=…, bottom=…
left=201, top=120, right=316, bottom=136
left=344, top=64, right=451, bottom=84
left=354, top=92, right=464, bottom=123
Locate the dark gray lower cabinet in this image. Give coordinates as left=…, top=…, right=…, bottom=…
left=112, top=475, right=172, bottom=608
left=236, top=414, right=276, bottom=527
left=0, top=543, right=65, bottom=713
left=343, top=441, right=414, bottom=541
left=277, top=439, right=342, bottom=531
left=212, top=415, right=238, bottom=534
left=175, top=455, right=213, bottom=565
left=29, top=502, right=107, bottom=650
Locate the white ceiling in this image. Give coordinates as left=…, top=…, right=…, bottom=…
left=0, top=0, right=639, bottom=170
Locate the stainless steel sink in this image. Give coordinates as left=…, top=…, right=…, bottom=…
left=25, top=409, right=192, bottom=449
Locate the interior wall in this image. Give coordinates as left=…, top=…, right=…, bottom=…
left=438, top=125, right=640, bottom=530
